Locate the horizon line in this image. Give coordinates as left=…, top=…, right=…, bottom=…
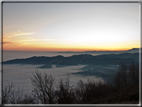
left=2, top=47, right=140, bottom=52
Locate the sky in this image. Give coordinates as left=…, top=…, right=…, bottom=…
left=2, top=3, right=140, bottom=52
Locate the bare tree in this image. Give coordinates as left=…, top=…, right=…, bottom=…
left=114, top=62, right=139, bottom=88
left=55, top=75, right=75, bottom=104
left=31, top=71, right=56, bottom=104
left=21, top=95, right=36, bottom=104
left=75, top=80, right=85, bottom=103
left=128, top=62, right=139, bottom=86
left=2, top=83, right=23, bottom=104
left=114, top=63, right=128, bottom=88
left=75, top=79, right=112, bottom=103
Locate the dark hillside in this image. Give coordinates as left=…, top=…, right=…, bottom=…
left=3, top=53, right=139, bottom=66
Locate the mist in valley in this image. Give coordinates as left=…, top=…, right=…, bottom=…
left=3, top=64, right=105, bottom=95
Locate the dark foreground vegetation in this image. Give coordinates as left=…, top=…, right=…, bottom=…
left=2, top=62, right=139, bottom=104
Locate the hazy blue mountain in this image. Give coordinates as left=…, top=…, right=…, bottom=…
left=72, top=64, right=118, bottom=83
left=3, top=52, right=139, bottom=84
left=57, top=48, right=141, bottom=54
left=3, top=53, right=139, bottom=67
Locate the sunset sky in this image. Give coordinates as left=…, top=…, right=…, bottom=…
left=3, top=3, right=140, bottom=52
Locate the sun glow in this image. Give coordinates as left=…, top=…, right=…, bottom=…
left=3, top=3, right=140, bottom=52
left=3, top=38, right=139, bottom=52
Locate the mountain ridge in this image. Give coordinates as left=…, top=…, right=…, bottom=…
left=3, top=53, right=139, bottom=66
left=57, top=48, right=141, bottom=53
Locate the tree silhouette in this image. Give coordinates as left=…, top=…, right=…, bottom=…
left=31, top=71, right=56, bottom=104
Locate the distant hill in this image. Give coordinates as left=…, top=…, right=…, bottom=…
left=128, top=48, right=139, bottom=51
left=58, top=48, right=140, bottom=53
left=3, top=53, right=139, bottom=67
left=127, top=48, right=140, bottom=52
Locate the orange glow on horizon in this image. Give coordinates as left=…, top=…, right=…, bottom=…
left=3, top=3, right=140, bottom=53
left=3, top=31, right=139, bottom=52
left=3, top=44, right=138, bottom=52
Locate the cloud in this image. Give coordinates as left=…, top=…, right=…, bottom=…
left=21, top=39, right=54, bottom=42
left=3, top=41, right=13, bottom=44
left=15, top=32, right=35, bottom=36
left=21, top=39, right=37, bottom=42
left=3, top=31, right=36, bottom=40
